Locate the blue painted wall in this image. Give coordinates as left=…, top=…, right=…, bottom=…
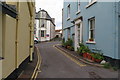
left=63, top=1, right=120, bottom=59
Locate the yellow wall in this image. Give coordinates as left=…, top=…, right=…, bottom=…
left=0, top=11, right=2, bottom=80
left=0, top=11, right=2, bottom=57
left=2, top=15, right=16, bottom=78
left=1, top=1, right=35, bottom=78
left=17, top=2, right=31, bottom=66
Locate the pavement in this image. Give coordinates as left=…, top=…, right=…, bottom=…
left=16, top=46, right=39, bottom=80
left=17, top=41, right=119, bottom=80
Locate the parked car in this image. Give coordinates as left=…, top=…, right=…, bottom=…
left=34, top=37, right=39, bottom=44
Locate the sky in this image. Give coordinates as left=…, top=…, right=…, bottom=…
left=35, top=0, right=63, bottom=30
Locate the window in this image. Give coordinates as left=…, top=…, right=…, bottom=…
left=41, top=20, right=44, bottom=27
left=89, top=0, right=93, bottom=3
left=67, top=4, right=70, bottom=19
left=88, top=18, right=95, bottom=41
left=86, top=0, right=97, bottom=8
left=77, top=0, right=80, bottom=12
left=41, top=30, right=45, bottom=37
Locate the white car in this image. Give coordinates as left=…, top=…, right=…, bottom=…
left=34, top=37, right=39, bottom=44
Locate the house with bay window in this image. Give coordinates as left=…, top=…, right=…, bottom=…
left=63, top=0, right=120, bottom=66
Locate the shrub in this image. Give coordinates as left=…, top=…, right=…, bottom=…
left=77, top=43, right=91, bottom=53
left=69, top=46, right=74, bottom=51
left=91, top=53, right=104, bottom=60
left=103, top=63, right=111, bottom=69
left=65, top=38, right=73, bottom=46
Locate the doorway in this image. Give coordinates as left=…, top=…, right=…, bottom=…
left=74, top=19, right=83, bottom=51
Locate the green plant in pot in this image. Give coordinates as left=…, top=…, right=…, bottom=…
left=77, top=43, right=85, bottom=56
left=82, top=46, right=91, bottom=58
left=91, top=53, right=104, bottom=63
left=69, top=46, right=74, bottom=51
left=65, top=38, right=73, bottom=49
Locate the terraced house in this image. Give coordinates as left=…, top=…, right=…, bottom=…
left=0, top=1, right=35, bottom=79
left=63, top=0, right=120, bottom=67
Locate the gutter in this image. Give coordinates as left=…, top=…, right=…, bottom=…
left=1, top=2, right=17, bottom=18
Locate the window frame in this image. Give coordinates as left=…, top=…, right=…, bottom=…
left=88, top=17, right=95, bottom=41
left=41, top=30, right=45, bottom=37
left=67, top=4, right=70, bottom=20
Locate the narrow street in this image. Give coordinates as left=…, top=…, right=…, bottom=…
left=35, top=41, right=118, bottom=79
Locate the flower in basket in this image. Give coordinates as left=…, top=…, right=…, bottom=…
left=89, top=38, right=94, bottom=41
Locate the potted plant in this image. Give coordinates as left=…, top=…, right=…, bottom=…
left=91, top=53, right=96, bottom=62
left=89, top=38, right=94, bottom=41
left=95, top=53, right=104, bottom=63
left=69, top=46, right=74, bottom=51
left=91, top=53, right=104, bottom=63
left=65, top=38, right=73, bottom=49
left=87, top=53, right=92, bottom=60
left=82, top=46, right=91, bottom=58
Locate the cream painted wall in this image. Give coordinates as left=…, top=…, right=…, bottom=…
left=0, top=12, right=2, bottom=57
left=0, top=60, right=2, bottom=80
left=1, top=1, right=35, bottom=78
left=0, top=12, right=2, bottom=80
left=17, top=2, right=31, bottom=66
left=2, top=15, right=16, bottom=78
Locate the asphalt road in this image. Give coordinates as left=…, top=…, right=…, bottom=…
left=36, top=41, right=118, bottom=79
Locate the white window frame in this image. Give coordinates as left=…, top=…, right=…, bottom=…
left=88, top=18, right=95, bottom=41
left=77, top=0, right=80, bottom=12
left=86, top=0, right=97, bottom=8
left=67, top=4, right=70, bottom=20
left=89, top=0, right=93, bottom=3
left=76, top=0, right=81, bottom=15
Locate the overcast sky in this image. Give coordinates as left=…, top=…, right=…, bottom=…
left=35, top=0, right=63, bottom=30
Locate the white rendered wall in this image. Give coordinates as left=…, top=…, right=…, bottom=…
left=46, top=21, right=50, bottom=41
left=35, top=19, right=40, bottom=41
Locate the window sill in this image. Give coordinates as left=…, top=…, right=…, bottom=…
left=86, top=41, right=96, bottom=44
left=76, top=10, right=81, bottom=15
left=67, top=17, right=70, bottom=21
left=86, top=0, right=97, bottom=8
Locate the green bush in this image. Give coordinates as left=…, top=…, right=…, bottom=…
left=69, top=46, right=74, bottom=51
left=77, top=43, right=91, bottom=54
left=65, top=38, right=73, bottom=46
left=103, top=63, right=111, bottom=69
left=91, top=53, right=104, bottom=60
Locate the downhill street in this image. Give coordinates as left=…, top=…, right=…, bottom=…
left=35, top=41, right=118, bottom=79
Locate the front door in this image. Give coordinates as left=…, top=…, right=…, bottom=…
left=75, top=19, right=83, bottom=51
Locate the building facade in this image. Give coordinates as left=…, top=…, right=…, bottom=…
left=0, top=1, right=35, bottom=79
left=35, top=9, right=55, bottom=42
left=63, top=0, right=120, bottom=66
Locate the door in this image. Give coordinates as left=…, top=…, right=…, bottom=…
left=75, top=19, right=83, bottom=51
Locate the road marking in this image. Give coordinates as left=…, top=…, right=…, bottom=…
left=53, top=45, right=86, bottom=67
left=31, top=46, right=42, bottom=80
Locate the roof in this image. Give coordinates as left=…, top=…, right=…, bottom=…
left=35, top=9, right=56, bottom=26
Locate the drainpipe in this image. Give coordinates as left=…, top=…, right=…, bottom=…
left=15, top=1, right=19, bottom=68
left=27, top=2, right=34, bottom=62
